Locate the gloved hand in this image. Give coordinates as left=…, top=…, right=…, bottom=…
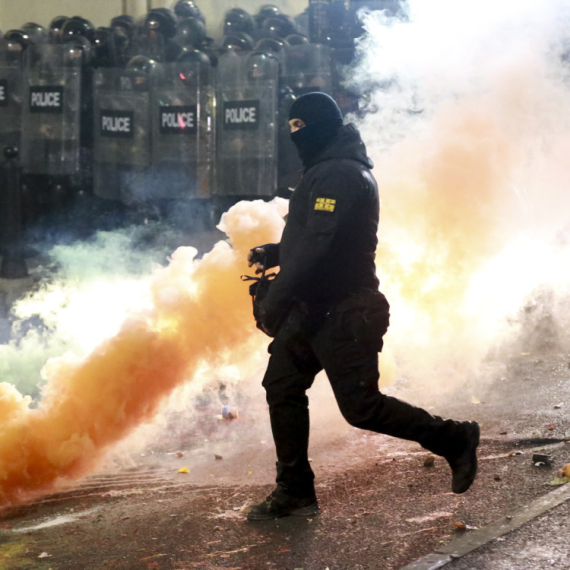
left=247, top=243, right=280, bottom=274
left=247, top=246, right=267, bottom=275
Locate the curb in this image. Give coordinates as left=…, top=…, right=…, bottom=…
left=400, top=483, right=570, bottom=570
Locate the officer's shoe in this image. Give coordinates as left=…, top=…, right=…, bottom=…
left=445, top=421, right=480, bottom=494
left=246, top=491, right=319, bottom=521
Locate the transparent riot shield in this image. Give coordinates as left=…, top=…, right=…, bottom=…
left=150, top=60, right=214, bottom=200
left=216, top=51, right=278, bottom=198
left=92, top=68, right=151, bottom=202
left=0, top=41, right=25, bottom=152
left=21, top=44, right=83, bottom=177
left=283, top=43, right=332, bottom=96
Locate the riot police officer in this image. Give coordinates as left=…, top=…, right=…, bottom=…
left=246, top=93, right=480, bottom=520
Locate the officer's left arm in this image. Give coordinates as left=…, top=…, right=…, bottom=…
left=261, top=169, right=359, bottom=324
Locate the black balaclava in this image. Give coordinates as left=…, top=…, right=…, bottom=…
left=288, top=92, right=344, bottom=167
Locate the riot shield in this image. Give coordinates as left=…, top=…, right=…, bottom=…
left=150, top=60, right=214, bottom=200
left=21, top=44, right=83, bottom=178
left=216, top=51, right=278, bottom=198
left=92, top=68, right=151, bottom=202
left=283, top=43, right=332, bottom=96
left=0, top=41, right=24, bottom=152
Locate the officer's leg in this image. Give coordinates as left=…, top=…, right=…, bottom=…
left=313, top=324, right=471, bottom=459
left=262, top=329, right=322, bottom=499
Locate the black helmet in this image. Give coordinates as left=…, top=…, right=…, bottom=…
left=93, top=27, right=115, bottom=67
left=63, top=35, right=92, bottom=66
left=61, top=16, right=95, bottom=43
left=261, top=16, right=296, bottom=40
left=219, top=34, right=254, bottom=53
left=223, top=8, right=255, bottom=37
left=285, top=33, right=309, bottom=46
left=49, top=16, right=69, bottom=43
left=173, top=0, right=205, bottom=24
left=177, top=48, right=210, bottom=84
left=255, top=5, right=281, bottom=26
left=247, top=52, right=275, bottom=81
left=144, top=8, right=178, bottom=39
left=21, top=22, right=47, bottom=45
left=255, top=37, right=285, bottom=55
left=4, top=30, right=32, bottom=62
left=127, top=54, right=157, bottom=74
left=111, top=15, right=135, bottom=37
left=174, top=17, right=206, bottom=47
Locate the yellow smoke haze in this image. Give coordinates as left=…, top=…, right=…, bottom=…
left=0, top=200, right=285, bottom=507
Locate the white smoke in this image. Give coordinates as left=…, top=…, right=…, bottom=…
left=349, top=0, right=570, bottom=393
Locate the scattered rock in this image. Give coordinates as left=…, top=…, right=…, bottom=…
left=532, top=453, right=552, bottom=466
left=423, top=455, right=436, bottom=468
left=214, top=454, right=223, bottom=460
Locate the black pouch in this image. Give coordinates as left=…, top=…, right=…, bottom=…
left=241, top=268, right=277, bottom=337
left=338, top=291, right=390, bottom=352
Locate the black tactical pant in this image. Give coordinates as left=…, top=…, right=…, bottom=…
left=262, top=302, right=466, bottom=499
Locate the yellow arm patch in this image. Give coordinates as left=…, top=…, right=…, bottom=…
left=314, top=197, right=336, bottom=212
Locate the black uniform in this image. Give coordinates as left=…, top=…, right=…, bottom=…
left=259, top=123, right=472, bottom=500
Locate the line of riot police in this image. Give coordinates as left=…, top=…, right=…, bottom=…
left=0, top=0, right=403, bottom=232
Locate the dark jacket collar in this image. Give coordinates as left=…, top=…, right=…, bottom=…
left=304, top=123, right=374, bottom=171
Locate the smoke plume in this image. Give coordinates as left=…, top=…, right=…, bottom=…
left=4, top=0, right=570, bottom=506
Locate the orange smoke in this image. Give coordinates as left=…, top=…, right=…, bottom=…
left=0, top=200, right=285, bottom=507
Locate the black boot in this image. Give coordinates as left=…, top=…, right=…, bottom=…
left=445, top=421, right=480, bottom=494
left=247, top=490, right=319, bottom=521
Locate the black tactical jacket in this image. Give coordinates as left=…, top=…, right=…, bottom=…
left=263, top=123, right=380, bottom=315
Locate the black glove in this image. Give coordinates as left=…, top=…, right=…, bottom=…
left=247, top=243, right=280, bottom=274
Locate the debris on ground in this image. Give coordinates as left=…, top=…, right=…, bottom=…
left=215, top=454, right=223, bottom=460
left=508, top=451, right=523, bottom=457
left=406, top=512, right=453, bottom=524
left=532, top=453, right=552, bottom=467
left=38, top=552, right=52, bottom=558
left=547, top=476, right=570, bottom=486
left=178, top=467, right=189, bottom=473
left=423, top=455, right=436, bottom=468
left=453, top=521, right=479, bottom=531
left=556, top=464, right=570, bottom=478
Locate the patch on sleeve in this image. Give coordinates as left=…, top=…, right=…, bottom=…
left=314, top=197, right=337, bottom=212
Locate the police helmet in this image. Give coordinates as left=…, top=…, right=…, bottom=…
left=254, top=37, right=286, bottom=56
left=255, top=5, right=281, bottom=27
left=261, top=15, right=296, bottom=39
left=247, top=52, right=276, bottom=81
left=177, top=48, right=210, bottom=84
left=219, top=33, right=254, bottom=53
left=63, top=34, right=92, bottom=66
left=21, top=23, right=47, bottom=45
left=111, top=15, right=135, bottom=38
left=4, top=29, right=31, bottom=50
left=93, top=27, right=115, bottom=67
left=127, top=54, right=157, bottom=73
left=61, top=17, right=95, bottom=43
left=173, top=0, right=205, bottom=24
left=144, top=8, right=178, bottom=39
left=224, top=8, right=255, bottom=37
left=174, top=17, right=206, bottom=47
left=49, top=16, right=69, bottom=43
left=285, top=33, right=309, bottom=46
